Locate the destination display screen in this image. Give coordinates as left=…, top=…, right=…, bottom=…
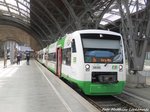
left=99, top=58, right=112, bottom=63
left=90, top=57, right=112, bottom=63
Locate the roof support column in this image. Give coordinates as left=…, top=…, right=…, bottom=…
left=117, top=0, right=150, bottom=73
left=9, top=41, right=16, bottom=64
left=3, top=42, right=7, bottom=68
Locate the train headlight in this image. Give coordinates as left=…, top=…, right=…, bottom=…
left=119, top=65, right=123, bottom=71
left=85, top=64, right=90, bottom=71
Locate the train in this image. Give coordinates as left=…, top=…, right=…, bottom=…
left=37, top=29, right=126, bottom=95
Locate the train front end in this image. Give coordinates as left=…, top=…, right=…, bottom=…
left=77, top=30, right=126, bottom=95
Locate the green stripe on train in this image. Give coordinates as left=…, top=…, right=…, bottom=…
left=47, top=66, right=125, bottom=95
left=47, top=67, right=55, bottom=74
left=61, top=73, right=125, bottom=95
left=57, top=36, right=66, bottom=48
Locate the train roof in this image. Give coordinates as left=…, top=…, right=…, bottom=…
left=72, top=29, right=121, bottom=36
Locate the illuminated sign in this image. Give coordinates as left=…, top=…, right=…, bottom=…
left=100, top=58, right=112, bottom=63
left=92, top=57, right=112, bottom=63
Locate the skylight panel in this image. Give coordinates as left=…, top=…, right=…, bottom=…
left=9, top=8, right=19, bottom=15
left=18, top=0, right=24, bottom=3
left=3, top=12, right=11, bottom=16
left=20, top=9, right=28, bottom=16
left=18, top=2, right=27, bottom=11
left=100, top=21, right=108, bottom=25
left=0, top=0, right=30, bottom=22
left=103, top=13, right=112, bottom=18
left=111, top=9, right=119, bottom=12
left=5, top=0, right=17, bottom=6
left=0, top=5, right=8, bottom=11
left=8, top=4, right=18, bottom=11
left=107, top=15, right=120, bottom=21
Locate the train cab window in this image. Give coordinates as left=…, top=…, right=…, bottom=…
left=71, top=39, right=76, bottom=53
left=81, top=35, right=123, bottom=64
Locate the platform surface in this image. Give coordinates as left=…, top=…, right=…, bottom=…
left=0, top=60, right=99, bottom=112
left=124, top=64, right=150, bottom=105
left=124, top=86, right=150, bottom=103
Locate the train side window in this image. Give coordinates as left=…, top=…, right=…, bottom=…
left=62, top=48, right=71, bottom=66
left=71, top=39, right=76, bottom=53
left=45, top=53, right=48, bottom=60
left=53, top=53, right=56, bottom=61
left=66, top=49, right=71, bottom=65
left=48, top=53, right=56, bottom=62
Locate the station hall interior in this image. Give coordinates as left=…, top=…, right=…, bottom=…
left=0, top=0, right=150, bottom=112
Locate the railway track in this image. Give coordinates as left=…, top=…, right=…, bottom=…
left=85, top=95, right=148, bottom=112
left=61, top=79, right=148, bottom=112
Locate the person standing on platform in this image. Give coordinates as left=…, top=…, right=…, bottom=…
left=17, top=52, right=21, bottom=65
left=26, top=51, right=30, bottom=65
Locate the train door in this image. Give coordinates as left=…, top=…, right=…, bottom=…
left=56, top=48, right=62, bottom=77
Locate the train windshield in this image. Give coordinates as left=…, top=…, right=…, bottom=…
left=81, top=34, right=123, bottom=63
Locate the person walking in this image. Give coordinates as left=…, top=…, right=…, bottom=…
left=26, top=51, right=30, bottom=65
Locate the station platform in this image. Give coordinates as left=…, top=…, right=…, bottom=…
left=0, top=59, right=150, bottom=111
left=0, top=60, right=99, bottom=112
left=124, top=86, right=150, bottom=103
left=124, top=64, right=150, bottom=106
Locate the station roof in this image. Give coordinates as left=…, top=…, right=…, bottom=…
left=0, top=0, right=147, bottom=48
left=101, top=0, right=146, bottom=25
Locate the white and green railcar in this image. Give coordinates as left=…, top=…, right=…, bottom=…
left=37, top=50, right=43, bottom=64
left=45, top=29, right=126, bottom=95
left=37, top=48, right=48, bottom=64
